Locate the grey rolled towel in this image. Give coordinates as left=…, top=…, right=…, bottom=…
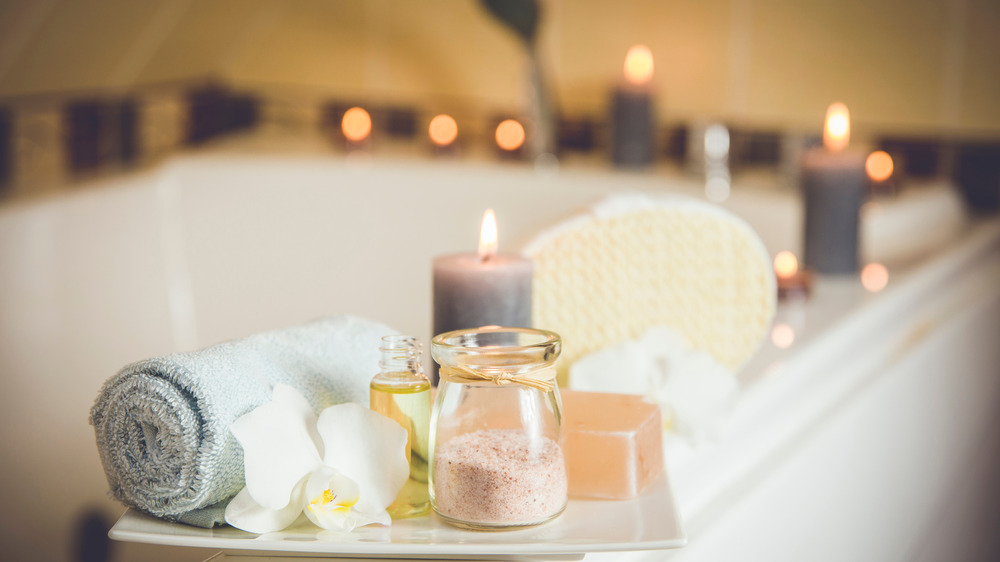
left=89, top=315, right=394, bottom=527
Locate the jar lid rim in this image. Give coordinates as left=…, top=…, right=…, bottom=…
left=431, top=326, right=561, bottom=353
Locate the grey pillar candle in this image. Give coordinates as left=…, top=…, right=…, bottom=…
left=611, top=90, right=655, bottom=167
left=431, top=210, right=533, bottom=383
left=800, top=102, right=867, bottom=275
left=433, top=254, right=533, bottom=331
left=611, top=45, right=656, bottom=168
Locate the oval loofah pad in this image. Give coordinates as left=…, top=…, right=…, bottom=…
left=523, top=194, right=776, bottom=383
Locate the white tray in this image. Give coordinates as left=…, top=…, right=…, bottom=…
left=109, top=473, right=686, bottom=560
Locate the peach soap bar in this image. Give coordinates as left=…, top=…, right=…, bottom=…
left=561, top=389, right=664, bottom=499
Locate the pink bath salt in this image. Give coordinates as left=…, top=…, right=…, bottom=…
left=433, top=429, right=567, bottom=525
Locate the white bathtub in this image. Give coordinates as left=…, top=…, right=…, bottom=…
left=0, top=142, right=995, bottom=561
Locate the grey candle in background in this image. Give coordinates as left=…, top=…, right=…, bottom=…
left=431, top=209, right=533, bottom=383
left=611, top=45, right=656, bottom=168
left=433, top=254, right=532, bottom=332
left=801, top=150, right=867, bottom=273
left=801, top=102, right=867, bottom=274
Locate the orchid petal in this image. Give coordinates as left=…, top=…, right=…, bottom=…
left=224, top=483, right=306, bottom=534
left=345, top=508, right=390, bottom=531
left=354, top=507, right=391, bottom=528
left=316, top=403, right=409, bottom=516
left=314, top=504, right=388, bottom=533
left=231, top=383, right=322, bottom=510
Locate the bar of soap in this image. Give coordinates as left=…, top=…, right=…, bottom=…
left=561, top=389, right=664, bottom=499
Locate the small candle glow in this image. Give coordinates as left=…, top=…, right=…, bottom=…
left=771, top=323, right=795, bottom=349
left=823, top=102, right=850, bottom=152
left=342, top=107, right=372, bottom=143
left=429, top=114, right=458, bottom=147
left=479, top=209, right=498, bottom=260
left=624, top=45, right=654, bottom=85
left=774, top=251, right=799, bottom=279
left=861, top=263, right=889, bottom=292
left=866, top=150, right=894, bottom=182
left=495, top=119, right=525, bottom=151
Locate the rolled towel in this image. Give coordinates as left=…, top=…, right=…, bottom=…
left=89, top=315, right=393, bottom=528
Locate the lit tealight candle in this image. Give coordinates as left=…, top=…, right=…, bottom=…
left=774, top=251, right=813, bottom=300
left=771, top=323, right=795, bottom=349
left=774, top=250, right=799, bottom=279
left=801, top=102, right=867, bottom=274
left=429, top=114, right=459, bottom=150
left=342, top=106, right=372, bottom=146
left=495, top=119, right=526, bottom=154
left=610, top=45, right=656, bottom=168
left=861, top=262, right=889, bottom=292
left=432, top=209, right=533, bottom=384
left=866, top=150, right=895, bottom=195
left=866, top=150, right=893, bottom=182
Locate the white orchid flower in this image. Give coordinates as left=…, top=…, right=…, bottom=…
left=224, top=384, right=409, bottom=534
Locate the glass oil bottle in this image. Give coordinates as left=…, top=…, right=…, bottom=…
left=370, top=335, right=431, bottom=518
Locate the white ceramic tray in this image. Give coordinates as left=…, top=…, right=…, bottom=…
left=110, top=473, right=686, bottom=560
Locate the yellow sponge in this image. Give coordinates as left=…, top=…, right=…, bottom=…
left=523, top=194, right=775, bottom=382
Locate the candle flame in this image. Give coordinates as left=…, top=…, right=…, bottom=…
left=479, top=209, right=498, bottom=260
left=429, top=114, right=458, bottom=147
left=866, top=150, right=894, bottom=182
left=624, top=45, right=654, bottom=85
left=823, top=102, right=850, bottom=152
left=774, top=251, right=799, bottom=279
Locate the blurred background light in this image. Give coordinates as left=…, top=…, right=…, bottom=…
left=428, top=114, right=458, bottom=147
left=705, top=175, right=731, bottom=203
left=771, top=323, right=795, bottom=349
left=495, top=119, right=525, bottom=151
left=704, top=124, right=730, bottom=161
left=866, top=150, right=894, bottom=182
left=341, top=107, right=372, bottom=143
left=861, top=263, right=889, bottom=292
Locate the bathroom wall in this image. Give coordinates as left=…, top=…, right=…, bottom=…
left=1, top=0, right=998, bottom=134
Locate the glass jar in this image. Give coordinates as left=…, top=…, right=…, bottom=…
left=429, top=326, right=566, bottom=530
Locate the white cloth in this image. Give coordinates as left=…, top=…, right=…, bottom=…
left=569, top=325, right=740, bottom=442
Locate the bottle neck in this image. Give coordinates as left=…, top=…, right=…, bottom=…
left=378, top=335, right=424, bottom=375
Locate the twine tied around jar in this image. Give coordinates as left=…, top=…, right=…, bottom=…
left=439, top=363, right=558, bottom=392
